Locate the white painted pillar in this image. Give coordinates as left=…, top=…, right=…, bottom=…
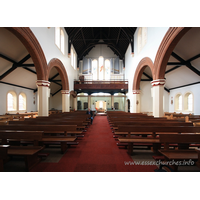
left=88, top=95, right=91, bottom=109
left=111, top=95, right=114, bottom=109
left=36, top=80, right=50, bottom=116
left=61, top=90, right=70, bottom=112
left=151, top=79, right=166, bottom=117
left=132, top=90, right=141, bottom=113
left=74, top=97, right=77, bottom=111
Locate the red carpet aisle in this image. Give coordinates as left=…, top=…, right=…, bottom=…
left=31, top=116, right=157, bottom=172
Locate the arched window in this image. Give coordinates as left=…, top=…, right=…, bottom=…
left=99, top=56, right=104, bottom=80
left=92, top=59, right=97, bottom=80
left=55, top=27, right=60, bottom=48
left=105, top=59, right=110, bottom=80
left=175, top=94, right=182, bottom=111
left=60, top=29, right=65, bottom=54
left=71, top=48, right=74, bottom=66
left=71, top=46, right=76, bottom=69
left=138, top=28, right=142, bottom=53
left=138, top=27, right=147, bottom=53
left=55, top=27, right=65, bottom=55
left=7, top=91, right=17, bottom=112
left=184, top=92, right=193, bottom=112
left=19, top=93, right=26, bottom=111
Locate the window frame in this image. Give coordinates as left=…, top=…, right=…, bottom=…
left=7, top=91, right=17, bottom=112
left=18, top=92, right=27, bottom=111
left=184, top=92, right=193, bottom=113
left=55, top=27, right=65, bottom=55
left=175, top=93, right=183, bottom=112
left=70, top=46, right=77, bottom=70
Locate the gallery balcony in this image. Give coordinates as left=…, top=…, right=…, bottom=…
left=74, top=80, right=128, bottom=95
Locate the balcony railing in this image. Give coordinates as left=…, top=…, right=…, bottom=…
left=74, top=79, right=128, bottom=91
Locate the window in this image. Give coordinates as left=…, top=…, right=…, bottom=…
left=187, top=94, right=193, bottom=111
left=178, top=95, right=182, bottom=110
left=55, top=27, right=60, bottom=48
left=99, top=56, right=104, bottom=80
left=175, top=94, right=182, bottom=111
left=7, top=91, right=17, bottom=112
left=60, top=29, right=65, bottom=54
left=138, top=27, right=147, bottom=53
left=19, top=93, right=26, bottom=111
left=92, top=59, right=97, bottom=80
left=184, top=92, right=193, bottom=112
left=71, top=46, right=76, bottom=69
left=55, top=27, right=65, bottom=54
left=105, top=59, right=110, bottom=80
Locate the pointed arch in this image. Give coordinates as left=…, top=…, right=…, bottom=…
left=132, top=57, right=154, bottom=91
left=47, top=58, right=69, bottom=90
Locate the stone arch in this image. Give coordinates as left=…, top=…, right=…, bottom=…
left=154, top=27, right=191, bottom=79
left=132, top=57, right=154, bottom=91
left=47, top=58, right=69, bottom=90
left=5, top=27, right=47, bottom=80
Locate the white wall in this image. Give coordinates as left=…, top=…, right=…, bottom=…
left=30, top=27, right=79, bottom=110
left=125, top=27, right=169, bottom=113
left=0, top=83, right=37, bottom=115
left=49, top=92, right=62, bottom=111
left=30, top=27, right=78, bottom=92
left=85, top=44, right=118, bottom=58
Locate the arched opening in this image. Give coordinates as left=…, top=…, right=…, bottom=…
left=47, top=58, right=69, bottom=112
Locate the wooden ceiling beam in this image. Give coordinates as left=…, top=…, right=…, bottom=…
left=0, top=80, right=35, bottom=91
left=0, top=53, right=17, bottom=64
left=81, top=29, right=86, bottom=45
left=165, top=65, right=181, bottom=74
left=171, top=52, right=200, bottom=76
left=116, top=28, right=121, bottom=45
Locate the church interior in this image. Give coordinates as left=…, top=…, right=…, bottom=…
left=0, top=4, right=199, bottom=199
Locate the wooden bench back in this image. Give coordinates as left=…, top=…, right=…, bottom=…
left=159, top=134, right=200, bottom=143
left=0, top=130, right=43, bottom=145
left=117, top=125, right=200, bottom=133
left=0, top=125, right=77, bottom=132
left=112, top=122, right=193, bottom=126
left=9, top=121, right=84, bottom=126
left=0, top=131, right=43, bottom=140
left=24, top=117, right=87, bottom=122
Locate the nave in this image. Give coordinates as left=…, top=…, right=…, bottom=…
left=30, top=115, right=157, bottom=172
left=2, top=113, right=200, bottom=172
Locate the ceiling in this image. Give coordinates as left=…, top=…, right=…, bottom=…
left=0, top=27, right=200, bottom=97
left=65, top=27, right=137, bottom=61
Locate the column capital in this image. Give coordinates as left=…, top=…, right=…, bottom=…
left=61, top=90, right=69, bottom=94
left=133, top=90, right=140, bottom=94
left=151, top=79, right=166, bottom=87
left=36, top=80, right=50, bottom=87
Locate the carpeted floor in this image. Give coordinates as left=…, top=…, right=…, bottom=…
left=30, top=116, right=157, bottom=172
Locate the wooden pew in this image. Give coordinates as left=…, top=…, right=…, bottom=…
left=0, top=130, right=44, bottom=171
left=196, top=149, right=200, bottom=168
left=112, top=121, right=193, bottom=131
left=117, top=126, right=200, bottom=155
left=158, top=134, right=200, bottom=171
left=0, top=125, right=78, bottom=153
left=9, top=120, right=87, bottom=130
left=0, top=145, right=9, bottom=171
